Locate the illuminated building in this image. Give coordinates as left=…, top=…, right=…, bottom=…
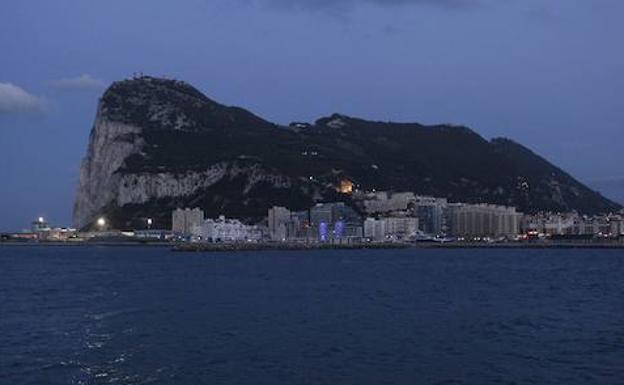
left=31, top=217, right=51, bottom=233
left=269, top=203, right=363, bottom=243
left=521, top=212, right=578, bottom=235
left=338, top=179, right=354, bottom=194
left=267, top=206, right=315, bottom=242
left=319, top=222, right=328, bottom=242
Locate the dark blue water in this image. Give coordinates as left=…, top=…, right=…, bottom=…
left=1, top=246, right=623, bottom=385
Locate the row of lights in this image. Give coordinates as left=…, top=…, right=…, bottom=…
left=95, top=217, right=153, bottom=229
left=35, top=216, right=153, bottom=230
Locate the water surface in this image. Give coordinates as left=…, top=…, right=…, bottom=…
left=1, top=246, right=623, bottom=385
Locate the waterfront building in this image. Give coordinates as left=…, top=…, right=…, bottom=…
left=573, top=217, right=595, bottom=235
left=268, top=206, right=291, bottom=241
left=595, top=216, right=613, bottom=235
left=447, top=204, right=522, bottom=238
left=309, top=202, right=361, bottom=226
left=267, top=206, right=315, bottom=242
left=567, top=215, right=614, bottom=236
left=609, top=215, right=624, bottom=236
left=201, top=215, right=261, bottom=243
left=172, top=208, right=204, bottom=236
left=609, top=217, right=622, bottom=236
left=357, top=192, right=447, bottom=235
left=364, top=218, right=387, bottom=242
left=409, top=196, right=448, bottom=235
left=310, top=203, right=334, bottom=227
left=31, top=217, right=51, bottom=234
left=8, top=232, right=38, bottom=241
left=135, top=230, right=174, bottom=240
left=28, top=217, right=77, bottom=241
left=364, top=216, right=419, bottom=242
left=521, top=212, right=578, bottom=235
left=286, top=210, right=316, bottom=241
left=268, top=203, right=362, bottom=243
left=37, top=227, right=77, bottom=241
left=341, top=223, right=364, bottom=241
left=384, top=217, right=419, bottom=240
left=310, top=202, right=362, bottom=242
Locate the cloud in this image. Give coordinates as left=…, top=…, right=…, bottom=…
left=251, top=0, right=479, bottom=12
left=49, top=74, right=106, bottom=90
left=0, top=83, right=43, bottom=114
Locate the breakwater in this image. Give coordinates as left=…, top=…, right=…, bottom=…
left=172, top=242, right=411, bottom=252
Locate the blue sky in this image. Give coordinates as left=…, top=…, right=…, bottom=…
left=0, top=0, right=623, bottom=231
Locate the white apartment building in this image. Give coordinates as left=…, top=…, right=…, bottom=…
left=201, top=215, right=261, bottom=243
left=364, top=218, right=387, bottom=242
left=609, top=217, right=624, bottom=236
left=522, top=213, right=578, bottom=235
left=364, top=216, right=419, bottom=242
left=384, top=217, right=419, bottom=240
left=448, top=204, right=522, bottom=237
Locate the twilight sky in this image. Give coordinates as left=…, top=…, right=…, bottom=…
left=0, top=0, right=623, bottom=231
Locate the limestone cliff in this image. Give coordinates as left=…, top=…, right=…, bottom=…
left=73, top=106, right=144, bottom=229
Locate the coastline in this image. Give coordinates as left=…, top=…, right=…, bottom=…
left=0, top=241, right=172, bottom=248
left=172, top=241, right=624, bottom=252
left=1, top=240, right=624, bottom=251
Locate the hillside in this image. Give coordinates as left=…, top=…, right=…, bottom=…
left=73, top=76, right=621, bottom=230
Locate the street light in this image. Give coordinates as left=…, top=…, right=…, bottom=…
left=147, top=218, right=153, bottom=229
left=38, top=217, right=45, bottom=223
left=97, top=217, right=106, bottom=230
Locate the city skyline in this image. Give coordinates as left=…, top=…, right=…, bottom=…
left=1, top=0, right=624, bottom=231
left=3, top=3, right=624, bottom=385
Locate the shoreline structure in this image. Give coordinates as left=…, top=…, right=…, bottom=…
left=1, top=240, right=623, bottom=251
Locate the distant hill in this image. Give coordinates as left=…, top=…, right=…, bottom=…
left=73, top=76, right=621, bottom=230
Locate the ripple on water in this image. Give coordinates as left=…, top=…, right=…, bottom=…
left=3, top=247, right=624, bottom=385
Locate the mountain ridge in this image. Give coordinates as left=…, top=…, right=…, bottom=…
left=73, top=76, right=621, bottom=230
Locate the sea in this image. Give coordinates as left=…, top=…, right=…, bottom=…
left=1, top=246, right=623, bottom=385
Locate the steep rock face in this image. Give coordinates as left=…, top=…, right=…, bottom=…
left=115, top=162, right=294, bottom=206
left=116, top=166, right=227, bottom=206
left=73, top=106, right=144, bottom=228
left=73, top=76, right=621, bottom=230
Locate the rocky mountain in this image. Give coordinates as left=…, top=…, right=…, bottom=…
left=73, top=76, right=621, bottom=230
